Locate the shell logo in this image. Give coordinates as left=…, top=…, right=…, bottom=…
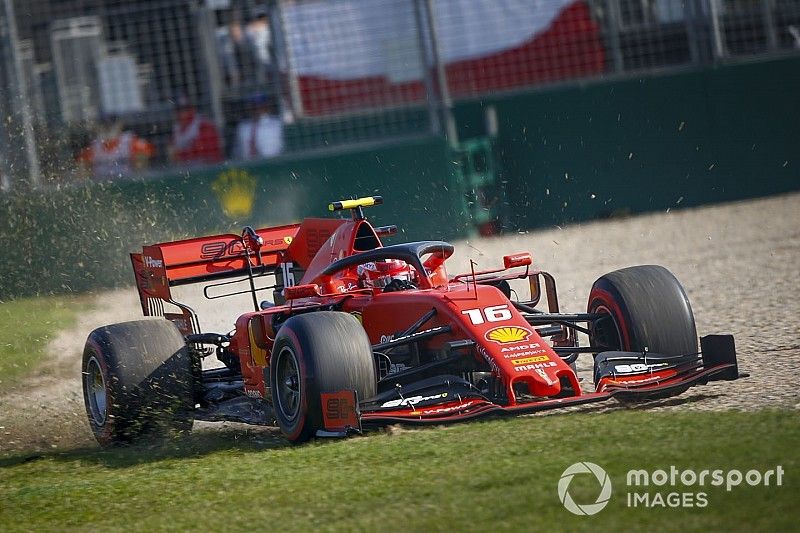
left=485, top=326, right=532, bottom=344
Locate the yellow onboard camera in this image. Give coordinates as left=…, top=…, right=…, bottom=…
left=328, top=195, right=383, bottom=212
left=329, top=196, right=384, bottom=220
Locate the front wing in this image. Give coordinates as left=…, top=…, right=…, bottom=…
left=319, top=335, right=744, bottom=434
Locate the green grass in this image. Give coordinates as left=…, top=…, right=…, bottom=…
left=0, top=295, right=83, bottom=390
left=0, top=410, right=796, bottom=531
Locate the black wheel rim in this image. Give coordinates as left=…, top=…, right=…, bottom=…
left=275, top=346, right=301, bottom=422
left=85, top=356, right=108, bottom=426
left=592, top=305, right=623, bottom=352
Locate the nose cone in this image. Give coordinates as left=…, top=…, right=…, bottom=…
left=487, top=339, right=564, bottom=398
left=446, top=284, right=577, bottom=403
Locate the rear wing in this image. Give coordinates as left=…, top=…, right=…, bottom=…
left=130, top=218, right=347, bottom=326
left=131, top=223, right=300, bottom=312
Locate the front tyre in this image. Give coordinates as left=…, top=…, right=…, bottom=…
left=588, top=265, right=698, bottom=356
left=270, top=312, right=375, bottom=443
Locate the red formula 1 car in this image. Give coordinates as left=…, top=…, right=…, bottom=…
left=82, top=196, right=743, bottom=445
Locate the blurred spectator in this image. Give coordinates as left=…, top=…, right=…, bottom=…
left=217, top=15, right=243, bottom=86
left=245, top=5, right=272, bottom=71
left=217, top=11, right=262, bottom=87
left=77, top=114, right=154, bottom=178
left=217, top=4, right=275, bottom=88
left=246, top=5, right=293, bottom=123
left=234, top=93, right=284, bottom=160
left=789, top=26, right=800, bottom=49
left=169, top=96, right=223, bottom=165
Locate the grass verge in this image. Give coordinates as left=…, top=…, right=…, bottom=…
left=0, top=295, right=83, bottom=391
left=0, top=409, right=796, bottom=531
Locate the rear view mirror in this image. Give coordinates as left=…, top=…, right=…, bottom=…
left=503, top=252, right=532, bottom=269
left=283, top=284, right=321, bottom=300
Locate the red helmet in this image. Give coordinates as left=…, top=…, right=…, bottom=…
left=357, top=260, right=416, bottom=290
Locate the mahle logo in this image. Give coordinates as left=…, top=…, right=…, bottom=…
left=558, top=462, right=613, bottom=516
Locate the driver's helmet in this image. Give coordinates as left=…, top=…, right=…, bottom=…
left=357, top=259, right=415, bottom=290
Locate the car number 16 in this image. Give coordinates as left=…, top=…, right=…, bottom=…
left=461, top=305, right=513, bottom=325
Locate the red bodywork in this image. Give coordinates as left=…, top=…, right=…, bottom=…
left=131, top=209, right=739, bottom=430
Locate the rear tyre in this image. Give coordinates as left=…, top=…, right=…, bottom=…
left=270, top=312, right=375, bottom=443
left=82, top=320, right=195, bottom=447
left=588, top=265, right=698, bottom=356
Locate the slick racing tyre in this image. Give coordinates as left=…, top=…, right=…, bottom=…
left=588, top=265, right=698, bottom=357
left=82, top=319, right=195, bottom=447
left=270, top=312, right=376, bottom=444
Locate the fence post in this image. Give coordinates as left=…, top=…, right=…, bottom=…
left=762, top=0, right=778, bottom=51
left=420, top=0, right=458, bottom=147
left=605, top=0, right=625, bottom=72
left=274, top=0, right=304, bottom=119
left=194, top=4, right=225, bottom=132
left=1, top=0, right=40, bottom=188
left=685, top=0, right=701, bottom=64
left=412, top=0, right=441, bottom=136
left=708, top=0, right=727, bottom=59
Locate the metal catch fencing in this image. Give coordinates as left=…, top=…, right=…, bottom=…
left=0, top=0, right=798, bottom=187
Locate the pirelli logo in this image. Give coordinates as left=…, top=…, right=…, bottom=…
left=512, top=355, right=549, bottom=366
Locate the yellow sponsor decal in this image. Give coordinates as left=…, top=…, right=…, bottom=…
left=212, top=168, right=257, bottom=218
left=485, top=326, right=532, bottom=344
left=511, top=355, right=549, bottom=365
left=248, top=320, right=267, bottom=366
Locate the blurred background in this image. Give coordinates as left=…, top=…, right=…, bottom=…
left=0, top=0, right=798, bottom=297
